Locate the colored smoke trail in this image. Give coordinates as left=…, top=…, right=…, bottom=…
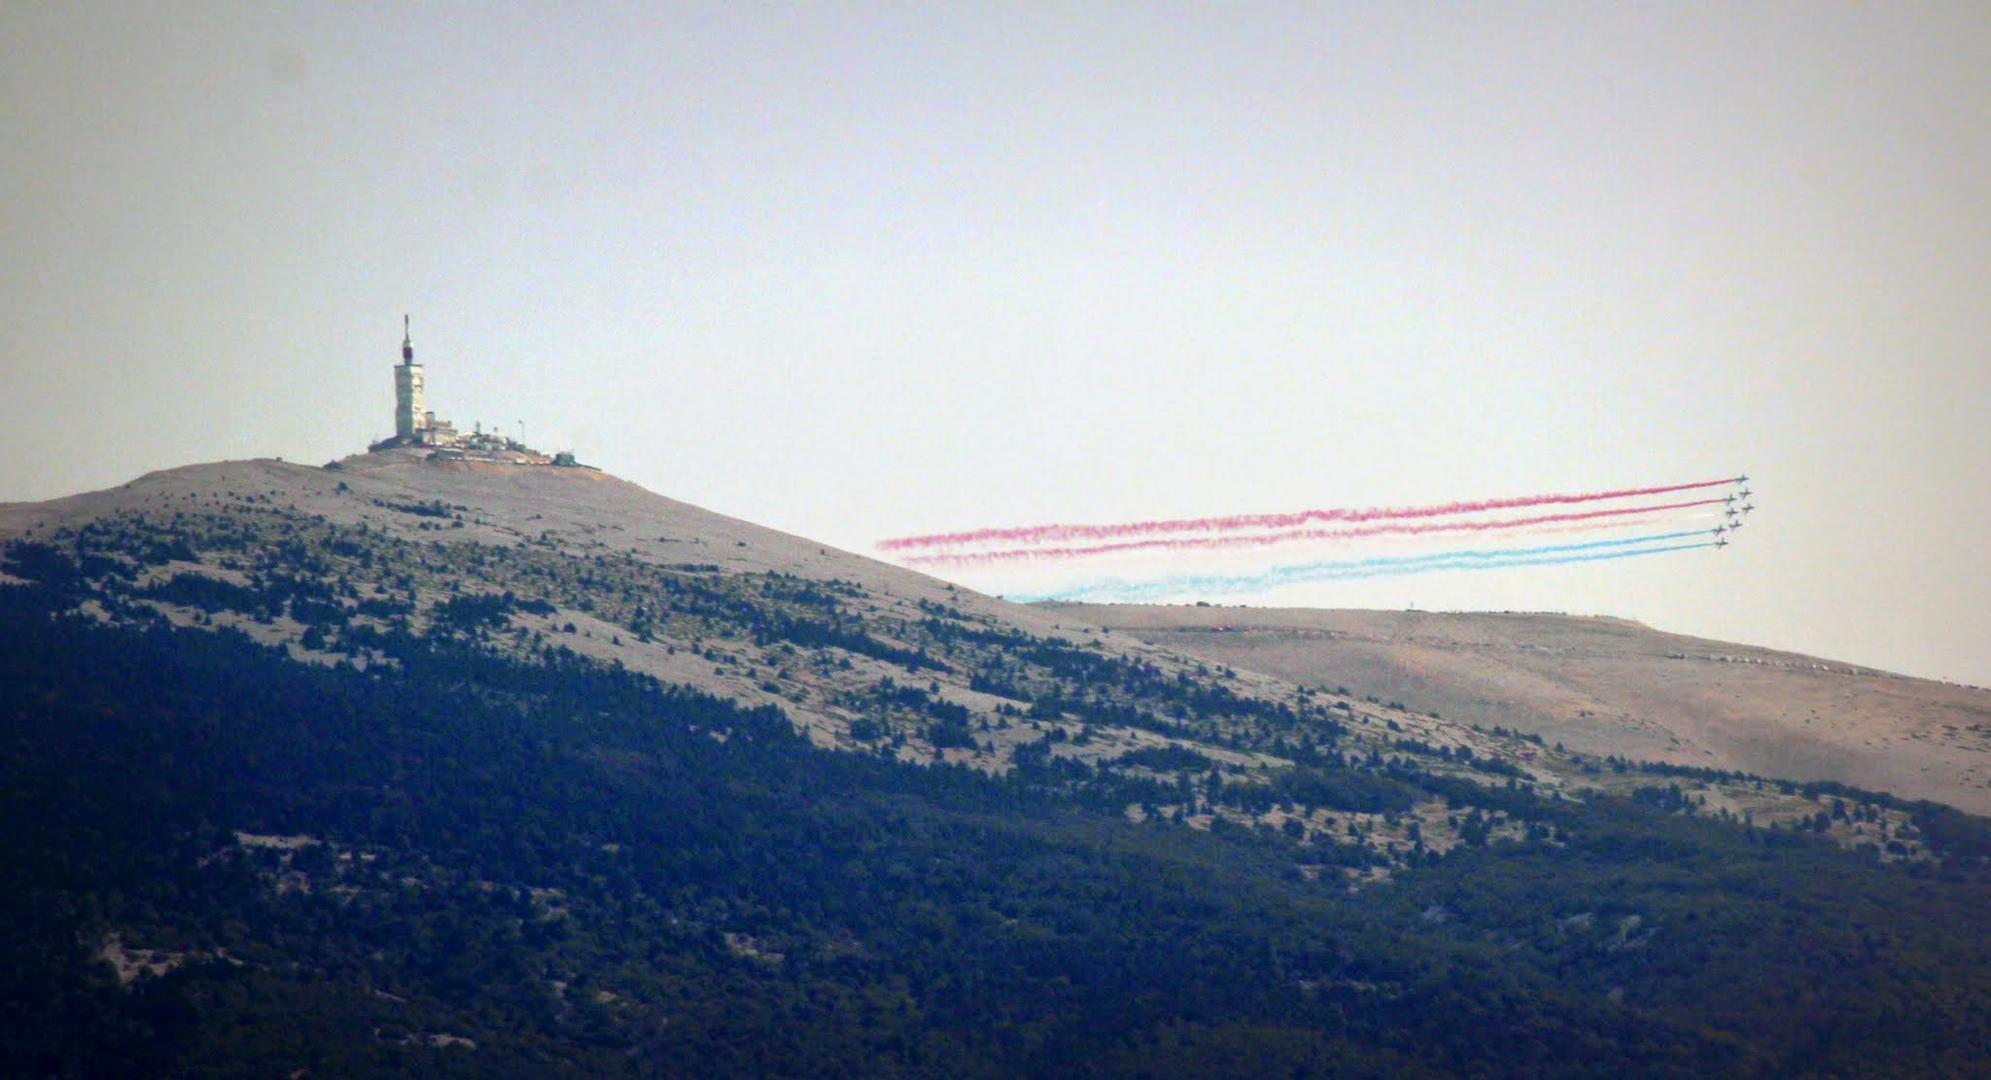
left=1012, top=537, right=1716, bottom=604
left=1005, top=530, right=1709, bottom=602
left=879, top=477, right=1739, bottom=552
left=904, top=498, right=1728, bottom=567
left=1530, top=515, right=1684, bottom=536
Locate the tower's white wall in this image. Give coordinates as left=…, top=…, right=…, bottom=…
left=395, top=363, right=426, bottom=439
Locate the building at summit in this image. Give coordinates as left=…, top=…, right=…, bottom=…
left=369, top=316, right=577, bottom=466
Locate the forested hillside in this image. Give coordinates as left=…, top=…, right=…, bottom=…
left=4, top=531, right=1991, bottom=1075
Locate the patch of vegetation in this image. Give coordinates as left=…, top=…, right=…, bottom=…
left=1115, top=744, right=1217, bottom=773
left=429, top=590, right=555, bottom=633
left=3, top=578, right=1990, bottom=1075
left=372, top=497, right=459, bottom=519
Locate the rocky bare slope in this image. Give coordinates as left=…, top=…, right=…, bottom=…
left=1049, top=604, right=1991, bottom=815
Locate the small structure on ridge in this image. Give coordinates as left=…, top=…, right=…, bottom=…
left=367, top=315, right=583, bottom=466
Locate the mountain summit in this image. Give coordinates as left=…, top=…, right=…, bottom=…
left=4, top=452, right=1989, bottom=1075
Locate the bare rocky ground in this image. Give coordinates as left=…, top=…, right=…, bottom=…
left=1051, top=603, right=1991, bottom=815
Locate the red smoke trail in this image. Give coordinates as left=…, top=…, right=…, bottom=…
left=1529, top=515, right=1680, bottom=536
left=902, top=498, right=1729, bottom=567
left=878, top=478, right=1739, bottom=552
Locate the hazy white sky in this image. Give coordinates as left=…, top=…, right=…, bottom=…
left=2, top=3, right=1986, bottom=683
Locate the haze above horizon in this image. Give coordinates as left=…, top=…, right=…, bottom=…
left=2, top=4, right=1986, bottom=684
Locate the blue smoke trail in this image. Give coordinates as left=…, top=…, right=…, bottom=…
left=1009, top=532, right=1715, bottom=603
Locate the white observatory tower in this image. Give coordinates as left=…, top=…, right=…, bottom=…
left=394, top=314, right=426, bottom=440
